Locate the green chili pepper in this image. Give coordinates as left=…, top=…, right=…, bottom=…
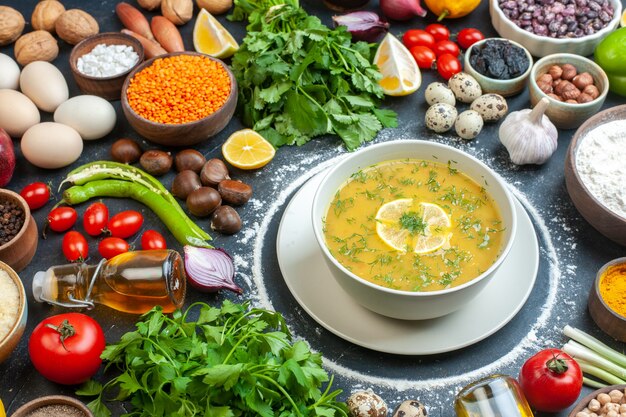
left=63, top=180, right=212, bottom=248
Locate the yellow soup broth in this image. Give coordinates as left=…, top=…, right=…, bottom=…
left=323, top=159, right=505, bottom=292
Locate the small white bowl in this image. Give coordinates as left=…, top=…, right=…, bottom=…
left=489, top=0, right=622, bottom=57
left=311, top=140, right=517, bottom=321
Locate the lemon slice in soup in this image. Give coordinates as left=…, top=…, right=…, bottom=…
left=375, top=199, right=452, bottom=254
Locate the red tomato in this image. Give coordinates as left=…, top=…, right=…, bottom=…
left=47, top=207, right=77, bottom=233
left=107, top=210, right=143, bottom=238
left=83, top=202, right=109, bottom=236
left=433, top=40, right=460, bottom=57
left=29, top=313, right=105, bottom=385
left=519, top=348, right=583, bottom=412
left=20, top=182, right=50, bottom=210
left=457, top=28, right=485, bottom=50
left=409, top=46, right=437, bottom=69
left=425, top=23, right=450, bottom=42
left=141, top=230, right=167, bottom=250
left=98, top=237, right=130, bottom=259
left=402, top=29, right=435, bottom=50
left=62, top=231, right=88, bottom=262
left=436, top=53, right=462, bottom=80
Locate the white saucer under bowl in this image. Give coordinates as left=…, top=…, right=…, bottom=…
left=276, top=171, right=539, bottom=355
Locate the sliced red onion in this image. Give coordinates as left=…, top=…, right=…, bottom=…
left=183, top=246, right=242, bottom=294
left=332, top=11, right=390, bottom=42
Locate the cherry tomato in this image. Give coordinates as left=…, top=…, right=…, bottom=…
left=433, top=40, right=460, bottom=57
left=83, top=202, right=109, bottom=236
left=425, top=23, right=450, bottom=42
left=47, top=207, right=77, bottom=233
left=62, top=231, right=88, bottom=262
left=436, top=53, right=462, bottom=80
left=402, top=29, right=435, bottom=50
left=519, top=348, right=583, bottom=412
left=107, top=210, right=143, bottom=238
left=141, top=230, right=167, bottom=250
left=19, top=182, right=50, bottom=210
left=28, top=313, right=105, bottom=385
left=457, top=28, right=485, bottom=50
left=409, top=45, right=437, bottom=69
left=98, top=237, right=130, bottom=259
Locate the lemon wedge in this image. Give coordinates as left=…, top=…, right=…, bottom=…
left=222, top=129, right=276, bottom=170
left=374, top=33, right=421, bottom=96
left=375, top=199, right=451, bottom=253
left=193, top=9, right=239, bottom=59
left=0, top=397, right=5, bottom=417
left=621, top=10, right=626, bottom=27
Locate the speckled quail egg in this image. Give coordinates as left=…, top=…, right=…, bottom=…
left=448, top=72, right=482, bottom=104
left=455, top=110, right=484, bottom=140
left=424, top=82, right=455, bottom=106
left=346, top=390, right=387, bottom=417
left=470, top=94, right=508, bottom=122
left=391, top=400, right=427, bottom=417
left=425, top=103, right=457, bottom=133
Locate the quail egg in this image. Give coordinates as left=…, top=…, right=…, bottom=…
left=391, top=400, right=427, bottom=417
left=346, top=389, right=387, bottom=417
left=424, top=82, right=455, bottom=106
left=425, top=103, right=457, bottom=133
left=470, top=94, right=508, bottom=122
left=455, top=110, right=484, bottom=140
left=448, top=72, right=482, bottom=104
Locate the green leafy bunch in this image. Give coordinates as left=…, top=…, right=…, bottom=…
left=77, top=301, right=348, bottom=417
left=229, top=0, right=397, bottom=151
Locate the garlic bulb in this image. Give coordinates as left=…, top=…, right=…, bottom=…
left=498, top=97, right=558, bottom=165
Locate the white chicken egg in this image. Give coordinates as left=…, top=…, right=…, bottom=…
left=0, top=89, right=40, bottom=137
left=19, top=61, right=69, bottom=113
left=54, top=95, right=117, bottom=140
left=0, top=53, right=20, bottom=90
left=21, top=122, right=83, bottom=169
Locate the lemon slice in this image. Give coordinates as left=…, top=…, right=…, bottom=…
left=374, top=33, right=421, bottom=96
left=0, top=398, right=5, bottom=417
left=621, top=10, right=626, bottom=27
left=222, top=129, right=276, bottom=169
left=375, top=199, right=451, bottom=254
left=193, top=9, right=239, bottom=59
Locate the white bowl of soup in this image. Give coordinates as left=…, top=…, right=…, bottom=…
left=312, top=140, right=517, bottom=320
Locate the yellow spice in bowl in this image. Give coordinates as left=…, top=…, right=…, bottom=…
left=599, top=263, right=626, bottom=318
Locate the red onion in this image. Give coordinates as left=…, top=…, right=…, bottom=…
left=0, top=128, right=15, bottom=187
left=183, top=246, right=242, bottom=294
left=380, top=0, right=427, bottom=21
left=332, top=11, right=390, bottom=42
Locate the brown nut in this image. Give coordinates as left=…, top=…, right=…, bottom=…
left=218, top=179, right=252, bottom=206
left=548, top=65, right=563, bottom=80
left=537, top=79, right=553, bottom=94
left=561, top=83, right=581, bottom=101
left=31, top=1, right=65, bottom=34
left=138, top=0, right=162, bottom=11
left=554, top=80, right=574, bottom=96
left=196, top=0, right=233, bottom=15
left=175, top=149, right=206, bottom=173
left=14, top=31, right=59, bottom=66
left=201, top=158, right=230, bottom=187
left=111, top=138, right=142, bottom=163
left=577, top=93, right=594, bottom=104
left=211, top=205, right=242, bottom=234
left=537, top=73, right=553, bottom=85
left=171, top=170, right=202, bottom=199
left=0, top=6, right=25, bottom=46
left=572, top=72, right=594, bottom=90
left=187, top=187, right=221, bottom=217
left=161, top=0, right=193, bottom=25
left=583, top=84, right=600, bottom=99
left=565, top=99, right=578, bottom=104
left=547, top=93, right=562, bottom=101
left=55, top=9, right=99, bottom=45
left=140, top=150, right=173, bottom=176
left=561, top=63, right=577, bottom=81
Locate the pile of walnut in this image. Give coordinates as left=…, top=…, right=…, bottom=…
left=536, top=64, right=600, bottom=104
left=575, top=388, right=626, bottom=417
left=347, top=390, right=427, bottom=417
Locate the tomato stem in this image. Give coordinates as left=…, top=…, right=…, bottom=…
left=547, top=353, right=569, bottom=374
left=45, top=319, right=75, bottom=351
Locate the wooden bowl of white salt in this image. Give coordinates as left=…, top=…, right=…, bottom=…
left=565, top=105, right=626, bottom=247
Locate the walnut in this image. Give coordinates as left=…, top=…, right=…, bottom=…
left=55, top=9, right=99, bottom=45
left=0, top=6, right=25, bottom=46
left=548, top=65, right=563, bottom=80
left=573, top=72, right=594, bottom=89
left=32, top=1, right=65, bottom=34
left=561, top=63, right=577, bottom=80
left=14, top=30, right=59, bottom=65
left=138, top=0, right=162, bottom=10
left=162, top=0, right=193, bottom=25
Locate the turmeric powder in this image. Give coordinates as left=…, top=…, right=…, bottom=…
left=599, top=263, right=626, bottom=318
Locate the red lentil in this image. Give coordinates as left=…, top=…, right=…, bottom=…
left=127, top=55, right=231, bottom=125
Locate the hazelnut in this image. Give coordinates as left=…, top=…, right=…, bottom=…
left=537, top=73, right=553, bottom=85
left=14, top=30, right=59, bottom=66
left=548, top=65, right=563, bottom=80
left=31, top=1, right=66, bottom=34
left=0, top=6, right=25, bottom=46
left=577, top=93, right=594, bottom=103
left=553, top=78, right=563, bottom=87
left=555, top=80, right=574, bottom=96
left=572, top=72, right=594, bottom=89
left=565, top=99, right=578, bottom=104
left=561, top=83, right=581, bottom=101
left=561, top=63, right=577, bottom=80
left=537, top=79, right=553, bottom=94
left=583, top=84, right=600, bottom=99
left=55, top=9, right=99, bottom=45
left=547, top=93, right=562, bottom=101
left=161, top=0, right=193, bottom=25
left=138, top=0, right=162, bottom=11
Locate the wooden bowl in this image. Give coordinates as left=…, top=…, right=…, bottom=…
left=568, top=384, right=626, bottom=417
left=564, top=105, right=626, bottom=246
left=70, top=32, right=144, bottom=101
left=0, top=261, right=27, bottom=365
left=0, top=189, right=38, bottom=272
left=10, top=395, right=94, bottom=417
left=588, top=257, right=626, bottom=342
left=121, top=52, right=238, bottom=147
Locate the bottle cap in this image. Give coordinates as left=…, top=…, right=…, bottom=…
left=32, top=271, right=45, bottom=302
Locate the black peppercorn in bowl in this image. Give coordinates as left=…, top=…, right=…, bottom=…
left=0, top=189, right=38, bottom=272
left=489, top=0, right=622, bottom=57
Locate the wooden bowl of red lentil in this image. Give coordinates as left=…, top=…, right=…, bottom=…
left=121, top=52, right=238, bottom=147
left=0, top=189, right=38, bottom=273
